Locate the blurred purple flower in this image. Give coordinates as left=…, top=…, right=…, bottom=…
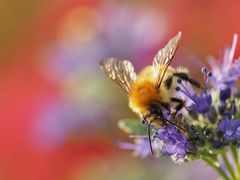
left=32, top=98, right=105, bottom=149
left=100, top=3, right=167, bottom=61
left=118, top=138, right=153, bottom=158
left=45, top=2, right=168, bottom=80
left=208, top=34, right=240, bottom=101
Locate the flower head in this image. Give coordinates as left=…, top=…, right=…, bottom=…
left=217, top=112, right=240, bottom=140
left=189, top=92, right=212, bottom=114
left=176, top=68, right=212, bottom=114
left=155, top=125, right=190, bottom=161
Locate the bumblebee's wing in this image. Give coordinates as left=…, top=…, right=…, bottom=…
left=153, top=32, right=182, bottom=88
left=100, top=58, right=136, bottom=93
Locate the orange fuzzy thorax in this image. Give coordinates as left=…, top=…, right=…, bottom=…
left=128, top=66, right=169, bottom=116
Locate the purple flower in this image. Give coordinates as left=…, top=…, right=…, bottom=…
left=218, top=113, right=240, bottom=140
left=117, top=138, right=156, bottom=158
left=155, top=125, right=190, bottom=161
left=189, top=92, right=212, bottom=114
left=176, top=68, right=212, bottom=114
left=208, top=34, right=240, bottom=101
left=219, top=86, right=231, bottom=102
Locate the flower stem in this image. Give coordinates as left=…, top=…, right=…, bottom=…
left=230, top=146, right=240, bottom=179
left=221, top=150, right=237, bottom=180
left=201, top=156, right=229, bottom=180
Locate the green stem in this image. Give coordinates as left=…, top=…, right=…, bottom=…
left=202, top=156, right=229, bottom=180
left=221, top=150, right=237, bottom=180
left=230, top=146, right=240, bottom=179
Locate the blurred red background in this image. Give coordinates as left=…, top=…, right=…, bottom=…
left=0, top=0, right=240, bottom=179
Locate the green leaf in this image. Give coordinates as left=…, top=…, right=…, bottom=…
left=118, top=119, right=147, bottom=135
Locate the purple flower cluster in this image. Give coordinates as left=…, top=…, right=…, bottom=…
left=155, top=125, right=190, bottom=161
left=176, top=68, right=212, bottom=114
left=218, top=112, right=240, bottom=140
left=118, top=117, right=191, bottom=162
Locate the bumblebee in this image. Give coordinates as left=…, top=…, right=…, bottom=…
left=100, top=32, right=200, bottom=153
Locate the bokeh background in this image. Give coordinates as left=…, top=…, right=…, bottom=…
left=1, top=0, right=240, bottom=179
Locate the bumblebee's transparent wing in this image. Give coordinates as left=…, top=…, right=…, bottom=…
left=100, top=58, right=136, bottom=93
left=153, top=32, right=182, bottom=88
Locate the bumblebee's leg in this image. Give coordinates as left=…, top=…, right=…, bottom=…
left=173, top=72, right=201, bottom=88
left=145, top=116, right=154, bottom=155
left=143, top=115, right=159, bottom=155
left=170, top=97, right=185, bottom=114
left=149, top=102, right=185, bottom=130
